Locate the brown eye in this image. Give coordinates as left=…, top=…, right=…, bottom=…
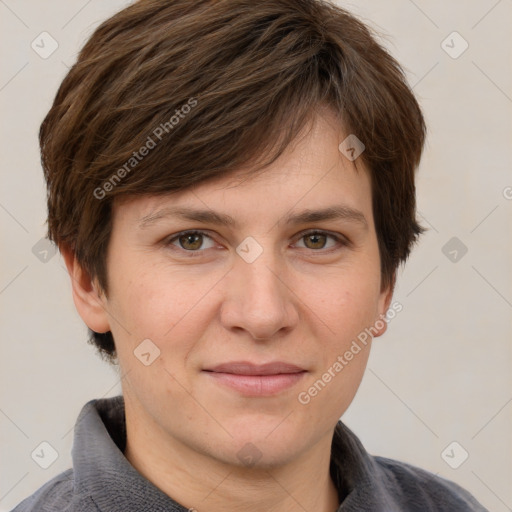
left=165, top=231, right=215, bottom=253
left=294, top=230, right=347, bottom=252
left=303, top=233, right=328, bottom=249
left=178, top=233, right=203, bottom=250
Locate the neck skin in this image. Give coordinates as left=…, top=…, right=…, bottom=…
left=123, top=397, right=341, bottom=512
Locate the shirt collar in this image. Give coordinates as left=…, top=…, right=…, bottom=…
left=73, top=395, right=187, bottom=511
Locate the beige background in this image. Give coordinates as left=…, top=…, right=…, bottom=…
left=1, top=1, right=511, bottom=511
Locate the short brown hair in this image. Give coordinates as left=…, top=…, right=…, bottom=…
left=40, top=0, right=426, bottom=363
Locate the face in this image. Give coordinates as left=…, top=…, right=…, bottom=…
left=71, top=110, right=393, bottom=470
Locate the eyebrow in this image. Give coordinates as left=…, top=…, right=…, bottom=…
left=138, top=204, right=368, bottom=230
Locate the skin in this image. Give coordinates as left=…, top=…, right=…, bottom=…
left=63, top=108, right=394, bottom=512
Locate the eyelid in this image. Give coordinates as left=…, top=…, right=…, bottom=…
left=296, top=228, right=350, bottom=246
left=163, top=228, right=350, bottom=254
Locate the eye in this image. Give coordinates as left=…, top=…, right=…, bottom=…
left=294, top=230, right=347, bottom=251
left=165, top=230, right=215, bottom=253
left=163, top=229, right=348, bottom=257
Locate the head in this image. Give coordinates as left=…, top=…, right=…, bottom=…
left=42, top=0, right=425, bottom=469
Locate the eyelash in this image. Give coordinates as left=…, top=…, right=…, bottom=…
left=163, top=229, right=349, bottom=257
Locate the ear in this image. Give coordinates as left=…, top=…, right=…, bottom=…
left=372, top=273, right=396, bottom=338
left=60, top=243, right=111, bottom=334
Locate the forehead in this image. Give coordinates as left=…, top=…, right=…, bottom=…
left=112, top=111, right=374, bottom=231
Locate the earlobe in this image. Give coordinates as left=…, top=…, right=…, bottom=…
left=374, top=274, right=396, bottom=338
left=60, top=244, right=111, bottom=334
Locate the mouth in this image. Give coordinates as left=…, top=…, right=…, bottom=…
left=202, top=361, right=307, bottom=396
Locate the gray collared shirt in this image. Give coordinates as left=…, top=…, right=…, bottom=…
left=12, top=395, right=488, bottom=511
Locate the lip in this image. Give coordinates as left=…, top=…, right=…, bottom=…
left=204, top=361, right=306, bottom=375
left=202, top=361, right=307, bottom=396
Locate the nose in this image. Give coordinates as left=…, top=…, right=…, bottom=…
left=219, top=244, right=299, bottom=341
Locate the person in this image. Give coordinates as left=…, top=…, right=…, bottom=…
left=13, top=0, right=488, bottom=510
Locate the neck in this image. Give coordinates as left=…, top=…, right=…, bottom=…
left=123, top=398, right=340, bottom=512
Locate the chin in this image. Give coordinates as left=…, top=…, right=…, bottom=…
left=229, top=422, right=305, bottom=461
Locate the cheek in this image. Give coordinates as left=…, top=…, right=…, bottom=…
left=297, top=272, right=378, bottom=409
left=107, top=259, right=221, bottom=357
left=308, top=266, right=381, bottom=340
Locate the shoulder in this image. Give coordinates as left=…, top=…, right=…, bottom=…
left=371, top=455, right=489, bottom=511
left=10, top=469, right=93, bottom=512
